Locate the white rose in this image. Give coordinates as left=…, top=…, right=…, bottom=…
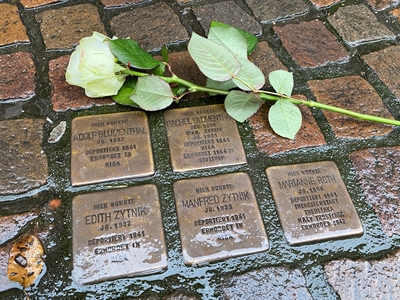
left=66, top=32, right=126, bottom=97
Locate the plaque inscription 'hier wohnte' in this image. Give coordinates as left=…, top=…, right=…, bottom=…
left=71, top=111, right=154, bottom=186
left=173, top=172, right=269, bottom=265
left=164, top=104, right=247, bottom=172
left=72, top=185, right=167, bottom=284
left=266, top=161, right=363, bottom=245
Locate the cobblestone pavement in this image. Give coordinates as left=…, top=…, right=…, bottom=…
left=1, top=0, right=400, bottom=299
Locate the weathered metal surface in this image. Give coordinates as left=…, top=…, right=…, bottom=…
left=71, top=112, right=154, bottom=186
left=173, top=172, right=269, bottom=265
left=72, top=185, right=167, bottom=284
left=266, top=161, right=363, bottom=245
left=164, top=104, right=247, bottom=172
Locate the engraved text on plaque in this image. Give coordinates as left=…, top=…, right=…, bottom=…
left=71, top=111, right=154, bottom=186
left=266, top=161, right=363, bottom=245
left=164, top=104, right=247, bottom=172
left=72, top=185, right=167, bottom=284
left=173, top=172, right=269, bottom=265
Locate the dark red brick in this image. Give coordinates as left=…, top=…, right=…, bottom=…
left=49, top=55, right=114, bottom=111
left=308, top=76, right=393, bottom=138
left=249, top=95, right=326, bottom=155
left=362, top=45, right=400, bottom=99
left=36, top=4, right=105, bottom=50
left=0, top=52, right=36, bottom=101
left=111, top=2, right=188, bottom=51
left=274, top=20, right=348, bottom=68
left=349, top=146, right=400, bottom=237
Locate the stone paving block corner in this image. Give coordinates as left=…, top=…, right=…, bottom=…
left=0, top=119, right=48, bottom=195
left=307, top=76, right=394, bottom=139
left=324, top=250, right=400, bottom=299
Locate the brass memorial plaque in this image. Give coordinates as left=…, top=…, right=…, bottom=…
left=164, top=104, right=247, bottom=172
left=266, top=161, right=363, bottom=245
left=71, top=111, right=154, bottom=186
left=173, top=172, right=269, bottom=265
left=72, top=185, right=167, bottom=284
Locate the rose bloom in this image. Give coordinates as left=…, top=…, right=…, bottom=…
left=66, top=32, right=126, bottom=97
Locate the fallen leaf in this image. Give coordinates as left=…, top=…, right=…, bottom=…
left=7, top=235, right=45, bottom=289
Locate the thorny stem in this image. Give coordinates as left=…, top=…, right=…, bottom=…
left=121, top=69, right=400, bottom=127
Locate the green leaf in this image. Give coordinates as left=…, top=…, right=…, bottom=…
left=269, top=70, right=294, bottom=97
left=210, top=21, right=258, bottom=55
left=206, top=78, right=237, bottom=95
left=130, top=75, right=174, bottom=111
left=112, top=86, right=140, bottom=108
left=225, top=90, right=264, bottom=122
left=161, top=45, right=169, bottom=63
left=208, top=26, right=247, bottom=59
left=268, top=99, right=302, bottom=139
left=232, top=57, right=265, bottom=91
left=188, top=32, right=240, bottom=81
left=152, top=62, right=166, bottom=76
left=171, top=84, right=188, bottom=97
left=109, top=38, right=160, bottom=69
left=112, top=77, right=139, bottom=107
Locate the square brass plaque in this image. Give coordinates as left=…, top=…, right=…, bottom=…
left=164, top=104, right=247, bottom=172
left=71, top=111, right=154, bottom=186
left=173, top=172, right=269, bottom=265
left=72, top=185, right=167, bottom=284
left=266, top=161, right=363, bottom=245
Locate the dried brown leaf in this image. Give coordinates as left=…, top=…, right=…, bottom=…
left=7, top=235, right=45, bottom=289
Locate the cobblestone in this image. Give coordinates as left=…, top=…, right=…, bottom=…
left=246, top=0, right=308, bottom=23
left=309, top=0, right=341, bottom=8
left=362, top=45, right=400, bottom=99
left=49, top=55, right=114, bottom=111
left=274, top=20, right=349, bottom=68
left=249, top=95, right=326, bottom=155
left=324, top=250, right=400, bottom=299
left=249, top=41, right=286, bottom=86
left=193, top=1, right=261, bottom=35
left=0, top=212, right=38, bottom=245
left=101, top=0, right=143, bottom=7
left=0, top=119, right=48, bottom=195
left=349, top=146, right=400, bottom=237
left=0, top=4, right=29, bottom=46
left=36, top=4, right=105, bottom=50
left=1, top=0, right=400, bottom=299
left=365, top=0, right=400, bottom=11
left=307, top=76, right=394, bottom=138
left=221, top=266, right=313, bottom=300
left=111, top=2, right=189, bottom=51
left=0, top=53, right=36, bottom=101
left=19, top=0, right=60, bottom=8
left=328, top=4, right=396, bottom=46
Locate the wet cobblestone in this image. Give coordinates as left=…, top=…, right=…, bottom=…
left=111, top=2, right=189, bottom=51
left=0, top=53, right=36, bottom=101
left=0, top=212, right=38, bottom=245
left=221, top=266, right=313, bottom=300
left=246, top=0, right=309, bottom=23
left=328, top=4, right=396, bottom=46
left=1, top=0, right=400, bottom=299
left=19, top=0, right=60, bottom=9
left=49, top=56, right=114, bottom=111
left=349, top=146, right=400, bottom=237
left=324, top=250, right=400, bottom=299
left=193, top=1, right=261, bottom=35
left=0, top=4, right=29, bottom=46
left=250, top=95, right=326, bottom=155
left=36, top=4, right=105, bottom=50
left=274, top=20, right=349, bottom=68
left=362, top=45, right=400, bottom=99
left=0, top=119, right=48, bottom=195
left=307, top=76, right=394, bottom=138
